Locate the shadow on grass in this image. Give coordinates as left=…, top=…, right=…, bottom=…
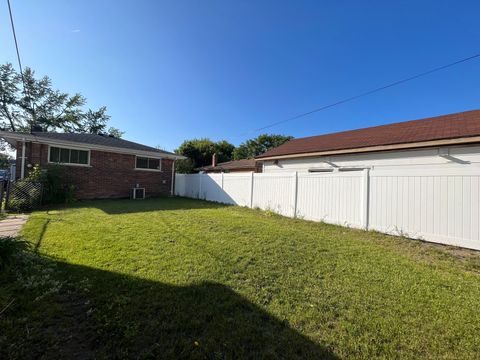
left=6, top=257, right=337, bottom=359
left=33, top=218, right=50, bottom=253
left=57, top=196, right=230, bottom=215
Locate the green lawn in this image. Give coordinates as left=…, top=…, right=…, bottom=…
left=1, top=197, right=480, bottom=359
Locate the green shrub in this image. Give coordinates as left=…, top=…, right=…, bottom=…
left=43, top=165, right=75, bottom=204
left=8, top=179, right=43, bottom=212
left=7, top=165, right=76, bottom=211
left=39, top=165, right=76, bottom=205
left=8, top=195, right=32, bottom=212
left=27, top=164, right=45, bottom=182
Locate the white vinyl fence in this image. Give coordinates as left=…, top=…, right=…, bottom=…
left=175, top=168, right=480, bottom=250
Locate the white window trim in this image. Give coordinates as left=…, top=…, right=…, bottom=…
left=134, top=155, right=163, bottom=172
left=47, top=145, right=91, bottom=167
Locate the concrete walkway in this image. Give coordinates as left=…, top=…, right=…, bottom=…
left=0, top=214, right=29, bottom=237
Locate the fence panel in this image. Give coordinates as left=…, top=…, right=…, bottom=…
left=296, top=172, right=363, bottom=228
left=252, top=173, right=295, bottom=216
left=369, top=168, right=480, bottom=249
left=222, top=173, right=251, bottom=206
left=176, top=173, right=251, bottom=205
left=5, top=180, right=43, bottom=212
left=176, top=168, right=480, bottom=250
left=174, top=174, right=187, bottom=196
left=180, top=174, right=201, bottom=199
left=199, top=174, right=227, bottom=203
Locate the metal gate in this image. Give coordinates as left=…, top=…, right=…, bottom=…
left=0, top=180, right=43, bottom=212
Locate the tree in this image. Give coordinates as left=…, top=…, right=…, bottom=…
left=81, top=107, right=110, bottom=134
left=175, top=158, right=196, bottom=174
left=0, top=63, right=123, bottom=136
left=0, top=153, right=11, bottom=169
left=106, top=127, right=125, bottom=138
left=215, top=140, right=236, bottom=163
left=233, top=134, right=293, bottom=160
left=175, top=138, right=235, bottom=173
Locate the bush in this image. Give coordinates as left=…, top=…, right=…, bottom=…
left=7, top=165, right=76, bottom=211
left=8, top=195, right=32, bottom=212
left=0, top=236, right=30, bottom=270
left=8, top=179, right=43, bottom=212
left=30, top=164, right=76, bottom=205
left=45, top=165, right=76, bottom=204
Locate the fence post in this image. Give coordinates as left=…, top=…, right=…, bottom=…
left=4, top=180, right=11, bottom=211
left=0, top=181, right=4, bottom=212
left=221, top=172, right=224, bottom=189
left=292, top=171, right=298, bottom=218
left=249, top=171, right=254, bottom=208
left=361, top=168, right=370, bottom=229
left=198, top=173, right=202, bottom=199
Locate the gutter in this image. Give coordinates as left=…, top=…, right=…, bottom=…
left=20, top=137, right=26, bottom=179
left=170, top=160, right=175, bottom=196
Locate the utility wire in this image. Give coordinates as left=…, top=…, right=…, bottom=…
left=7, top=0, right=35, bottom=128
left=252, top=52, right=480, bottom=133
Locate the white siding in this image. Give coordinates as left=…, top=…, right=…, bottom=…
left=262, top=145, right=480, bottom=173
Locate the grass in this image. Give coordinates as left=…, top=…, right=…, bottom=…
left=1, top=197, right=480, bottom=359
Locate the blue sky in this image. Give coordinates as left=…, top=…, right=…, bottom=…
left=1, top=1, right=479, bottom=151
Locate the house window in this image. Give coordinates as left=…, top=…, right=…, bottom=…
left=49, top=146, right=89, bottom=165
left=136, top=157, right=161, bottom=171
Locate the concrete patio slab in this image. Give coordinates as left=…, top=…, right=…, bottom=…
left=0, top=214, right=29, bottom=237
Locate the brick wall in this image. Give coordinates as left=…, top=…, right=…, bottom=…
left=16, top=141, right=174, bottom=199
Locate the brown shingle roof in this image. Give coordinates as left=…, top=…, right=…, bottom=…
left=256, top=110, right=480, bottom=159
left=31, top=132, right=178, bottom=156
left=197, top=159, right=257, bottom=171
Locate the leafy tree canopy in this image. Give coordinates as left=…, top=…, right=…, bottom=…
left=0, top=63, right=123, bottom=137
left=175, top=138, right=235, bottom=173
left=233, top=134, right=293, bottom=160
left=0, top=153, right=12, bottom=169
left=174, top=134, right=292, bottom=173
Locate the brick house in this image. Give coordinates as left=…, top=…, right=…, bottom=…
left=0, top=131, right=185, bottom=199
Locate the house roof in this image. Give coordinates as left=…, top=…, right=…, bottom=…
left=0, top=131, right=186, bottom=160
left=32, top=132, right=176, bottom=154
left=197, top=158, right=258, bottom=172
left=256, top=110, right=480, bottom=159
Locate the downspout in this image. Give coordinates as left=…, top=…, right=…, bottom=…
left=170, top=160, right=175, bottom=196
left=20, top=137, right=26, bottom=179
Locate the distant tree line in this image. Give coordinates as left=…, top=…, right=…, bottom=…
left=175, top=134, right=293, bottom=173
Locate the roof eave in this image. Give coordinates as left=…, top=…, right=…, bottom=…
left=255, top=136, right=480, bottom=161
left=0, top=131, right=186, bottom=160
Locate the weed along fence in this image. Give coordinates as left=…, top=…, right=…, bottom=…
left=175, top=169, right=480, bottom=250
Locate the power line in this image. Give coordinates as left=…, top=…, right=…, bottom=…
left=7, top=0, right=35, bottom=128
left=7, top=0, right=24, bottom=79
left=252, top=52, right=480, bottom=133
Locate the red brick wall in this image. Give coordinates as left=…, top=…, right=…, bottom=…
left=16, top=142, right=48, bottom=179
left=16, top=141, right=174, bottom=199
